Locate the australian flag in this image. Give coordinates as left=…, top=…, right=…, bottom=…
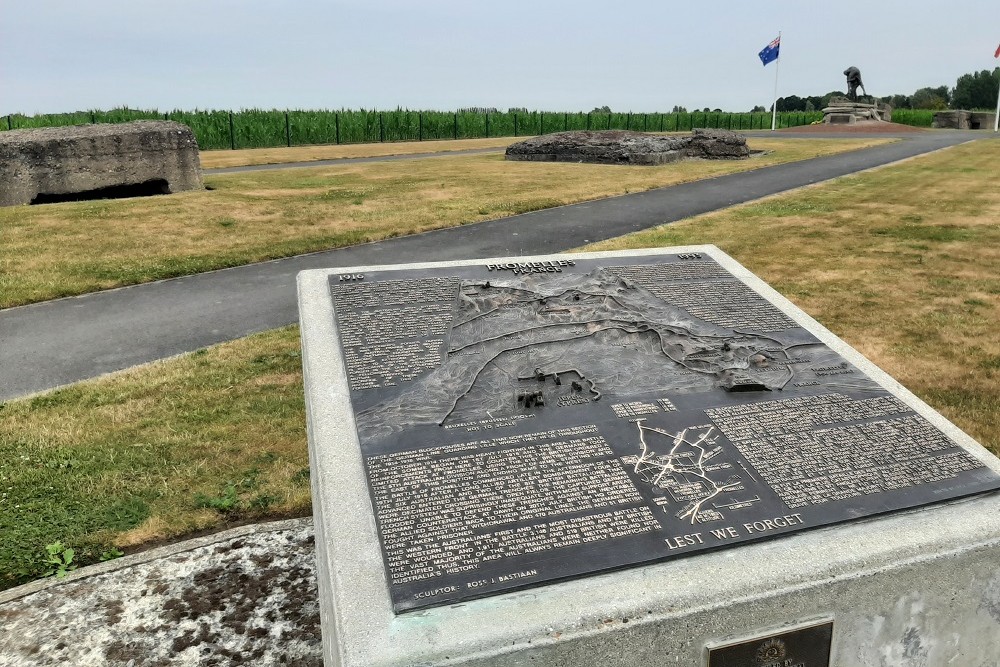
left=759, top=36, right=780, bottom=66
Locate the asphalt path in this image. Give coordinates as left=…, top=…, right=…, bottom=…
left=0, top=131, right=975, bottom=401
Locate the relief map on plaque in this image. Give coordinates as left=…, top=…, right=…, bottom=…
left=327, top=253, right=1000, bottom=612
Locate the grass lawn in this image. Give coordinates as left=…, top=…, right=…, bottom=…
left=0, top=138, right=889, bottom=308
left=198, top=136, right=523, bottom=169
left=0, top=327, right=308, bottom=587
left=2, top=137, right=996, bottom=591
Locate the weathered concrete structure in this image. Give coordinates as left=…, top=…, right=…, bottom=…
left=822, top=96, right=892, bottom=124
left=933, top=110, right=997, bottom=130
left=0, top=120, right=203, bottom=206
left=970, top=111, right=997, bottom=129
left=933, top=110, right=971, bottom=129
left=505, top=129, right=750, bottom=165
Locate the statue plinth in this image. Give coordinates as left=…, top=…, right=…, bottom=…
left=822, top=97, right=892, bottom=124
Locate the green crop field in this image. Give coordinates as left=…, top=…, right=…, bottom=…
left=1, top=106, right=832, bottom=151
left=889, top=109, right=936, bottom=127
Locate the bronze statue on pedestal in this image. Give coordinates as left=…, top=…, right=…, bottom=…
left=844, top=67, right=866, bottom=101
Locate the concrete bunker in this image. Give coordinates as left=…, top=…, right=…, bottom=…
left=0, top=120, right=203, bottom=207
left=932, top=110, right=998, bottom=130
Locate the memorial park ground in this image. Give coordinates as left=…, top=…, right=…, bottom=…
left=1, top=137, right=885, bottom=308
left=1, top=136, right=998, bottom=588
left=197, top=136, right=522, bottom=169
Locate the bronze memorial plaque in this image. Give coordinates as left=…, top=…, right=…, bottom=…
left=326, top=252, right=1000, bottom=612
left=707, top=621, right=834, bottom=667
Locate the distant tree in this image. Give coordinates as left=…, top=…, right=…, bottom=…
left=701, top=107, right=711, bottom=112
left=590, top=105, right=612, bottom=114
left=750, top=105, right=766, bottom=113
left=776, top=95, right=805, bottom=112
left=712, top=108, right=722, bottom=113
left=804, top=100, right=816, bottom=112
left=910, top=86, right=950, bottom=110
left=671, top=105, right=688, bottom=113
left=804, top=95, right=826, bottom=110
left=879, top=94, right=911, bottom=109
left=951, top=68, right=1000, bottom=109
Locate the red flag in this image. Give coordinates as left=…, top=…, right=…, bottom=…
left=995, top=43, right=1000, bottom=58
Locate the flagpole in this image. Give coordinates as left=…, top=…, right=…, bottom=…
left=994, top=74, right=999, bottom=132
left=995, top=44, right=1000, bottom=131
left=771, top=31, right=781, bottom=131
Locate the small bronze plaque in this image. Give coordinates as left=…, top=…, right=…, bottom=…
left=707, top=621, right=833, bottom=667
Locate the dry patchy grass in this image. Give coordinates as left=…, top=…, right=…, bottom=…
left=587, top=138, right=1000, bottom=455
left=0, top=327, right=308, bottom=587
left=0, top=138, right=890, bottom=308
left=199, top=137, right=524, bottom=168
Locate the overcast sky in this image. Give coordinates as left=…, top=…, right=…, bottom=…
left=3, top=1, right=998, bottom=116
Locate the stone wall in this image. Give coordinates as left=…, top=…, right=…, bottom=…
left=0, top=120, right=203, bottom=206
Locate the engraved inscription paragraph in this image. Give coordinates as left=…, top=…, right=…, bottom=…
left=331, top=277, right=459, bottom=390
left=366, top=426, right=653, bottom=585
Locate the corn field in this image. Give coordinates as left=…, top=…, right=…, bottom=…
left=0, top=106, right=936, bottom=151
left=886, top=109, right=936, bottom=127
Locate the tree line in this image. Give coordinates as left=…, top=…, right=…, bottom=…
left=773, top=67, right=1000, bottom=112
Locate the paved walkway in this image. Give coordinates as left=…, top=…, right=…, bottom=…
left=0, top=132, right=974, bottom=401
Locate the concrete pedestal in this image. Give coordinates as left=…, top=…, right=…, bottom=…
left=822, top=100, right=891, bottom=125
left=298, top=246, right=1000, bottom=667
